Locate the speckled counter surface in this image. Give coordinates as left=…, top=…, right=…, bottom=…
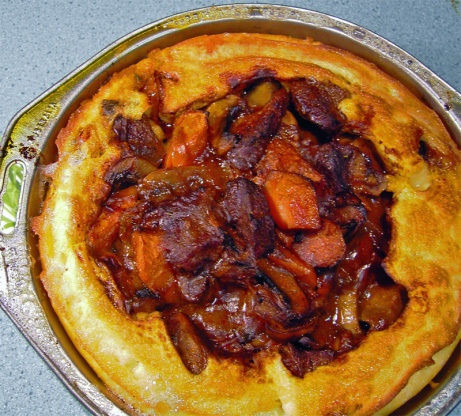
left=0, top=1, right=460, bottom=415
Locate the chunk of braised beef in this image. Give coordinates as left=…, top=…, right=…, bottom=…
left=164, top=312, right=209, bottom=375
left=252, top=283, right=313, bottom=335
left=113, top=115, right=165, bottom=166
left=177, top=274, right=210, bottom=303
left=289, top=78, right=347, bottom=138
left=314, top=142, right=387, bottom=197
left=138, top=166, right=228, bottom=206
left=345, top=145, right=387, bottom=197
left=313, top=143, right=351, bottom=193
left=311, top=142, right=379, bottom=234
left=188, top=286, right=269, bottom=355
left=210, top=242, right=259, bottom=282
left=141, top=188, right=225, bottom=274
left=227, top=88, right=289, bottom=170
left=222, top=178, right=275, bottom=258
left=104, top=156, right=158, bottom=190
left=280, top=343, right=335, bottom=378
left=317, top=191, right=367, bottom=236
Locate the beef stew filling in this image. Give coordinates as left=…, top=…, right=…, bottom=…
left=88, top=78, right=407, bottom=377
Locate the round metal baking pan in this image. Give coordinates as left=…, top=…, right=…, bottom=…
left=0, top=4, right=460, bottom=415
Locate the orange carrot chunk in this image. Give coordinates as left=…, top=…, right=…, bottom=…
left=263, top=170, right=321, bottom=231
left=292, top=220, right=346, bottom=268
left=132, top=231, right=176, bottom=298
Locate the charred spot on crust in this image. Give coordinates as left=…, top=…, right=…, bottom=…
left=88, top=75, right=406, bottom=377
left=101, top=99, right=120, bottom=117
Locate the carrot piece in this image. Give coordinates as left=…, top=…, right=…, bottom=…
left=164, top=110, right=209, bottom=168
left=292, top=220, right=346, bottom=268
left=87, top=210, right=122, bottom=256
left=132, top=231, right=176, bottom=297
left=263, top=170, right=321, bottom=231
left=87, top=187, right=138, bottom=255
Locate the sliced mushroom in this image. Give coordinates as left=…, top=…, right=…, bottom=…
left=165, top=312, right=209, bottom=375
left=164, top=110, right=209, bottom=168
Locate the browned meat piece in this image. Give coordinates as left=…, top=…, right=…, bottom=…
left=346, top=145, right=387, bottom=196
left=227, top=88, right=289, bottom=170
left=317, top=191, right=367, bottom=235
left=188, top=286, right=269, bottom=355
left=164, top=312, right=209, bottom=375
left=113, top=115, right=165, bottom=166
left=142, top=188, right=225, bottom=274
left=312, top=142, right=381, bottom=234
left=139, top=166, right=228, bottom=206
left=209, top=243, right=259, bottom=282
left=292, top=220, right=346, bottom=268
left=254, top=138, right=322, bottom=186
left=289, top=78, right=347, bottom=138
left=104, top=156, right=158, bottom=189
left=313, top=143, right=351, bottom=193
left=177, top=274, right=209, bottom=303
left=280, top=343, right=335, bottom=378
left=314, top=142, right=387, bottom=197
left=222, top=178, right=275, bottom=259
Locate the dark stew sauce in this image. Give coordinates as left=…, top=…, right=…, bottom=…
left=88, top=78, right=407, bottom=377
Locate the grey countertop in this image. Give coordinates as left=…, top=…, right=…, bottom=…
left=0, top=1, right=460, bottom=415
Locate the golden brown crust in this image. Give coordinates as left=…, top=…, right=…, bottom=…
left=33, top=33, right=461, bottom=415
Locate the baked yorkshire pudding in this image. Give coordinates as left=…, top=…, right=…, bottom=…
left=32, top=33, right=461, bottom=415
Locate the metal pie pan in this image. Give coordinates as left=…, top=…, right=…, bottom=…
left=0, top=4, right=460, bottom=415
